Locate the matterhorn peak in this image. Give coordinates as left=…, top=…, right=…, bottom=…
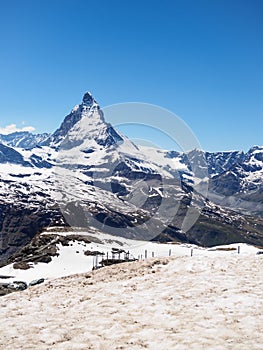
left=45, top=91, right=102, bottom=147
left=45, top=91, right=123, bottom=148
left=82, top=91, right=96, bottom=106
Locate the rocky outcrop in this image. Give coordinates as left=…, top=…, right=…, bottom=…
left=0, top=280, right=27, bottom=297
left=0, top=202, right=64, bottom=261
left=0, top=143, right=31, bottom=166
left=0, top=232, right=92, bottom=268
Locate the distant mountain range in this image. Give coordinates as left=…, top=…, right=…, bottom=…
left=0, top=131, right=50, bottom=149
left=0, top=92, right=262, bottom=261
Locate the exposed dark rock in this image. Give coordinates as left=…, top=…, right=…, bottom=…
left=0, top=283, right=14, bottom=296
left=0, top=202, right=65, bottom=262
left=0, top=232, right=93, bottom=268
left=82, top=91, right=95, bottom=106
left=9, top=281, right=28, bottom=291
left=0, top=143, right=31, bottom=166
left=0, top=280, right=28, bottom=297
left=29, top=278, right=44, bottom=287
left=13, top=262, right=31, bottom=270
left=29, top=154, right=52, bottom=168
left=84, top=250, right=104, bottom=256
left=96, top=125, right=123, bottom=147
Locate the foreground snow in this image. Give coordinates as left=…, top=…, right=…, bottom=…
left=0, top=251, right=262, bottom=350
left=0, top=228, right=259, bottom=284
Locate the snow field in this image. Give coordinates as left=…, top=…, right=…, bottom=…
left=0, top=250, right=262, bottom=350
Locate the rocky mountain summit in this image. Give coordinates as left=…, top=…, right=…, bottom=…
left=0, top=92, right=263, bottom=262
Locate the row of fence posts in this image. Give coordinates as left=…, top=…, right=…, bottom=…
left=93, top=251, right=132, bottom=269
left=137, top=248, right=183, bottom=260
left=137, top=246, right=241, bottom=260
left=93, top=245, right=241, bottom=269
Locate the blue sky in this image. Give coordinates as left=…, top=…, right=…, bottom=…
left=0, top=0, right=262, bottom=152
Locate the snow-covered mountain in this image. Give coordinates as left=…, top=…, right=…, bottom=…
left=208, top=146, right=263, bottom=215
left=0, top=92, right=263, bottom=262
left=0, top=131, right=50, bottom=149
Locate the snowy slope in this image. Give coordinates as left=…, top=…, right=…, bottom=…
left=0, top=246, right=262, bottom=350
left=0, top=227, right=260, bottom=285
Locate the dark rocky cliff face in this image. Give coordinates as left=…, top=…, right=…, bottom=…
left=0, top=202, right=64, bottom=261
left=0, top=144, right=31, bottom=166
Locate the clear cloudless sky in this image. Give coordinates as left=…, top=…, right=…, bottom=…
left=0, top=0, right=262, bottom=152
